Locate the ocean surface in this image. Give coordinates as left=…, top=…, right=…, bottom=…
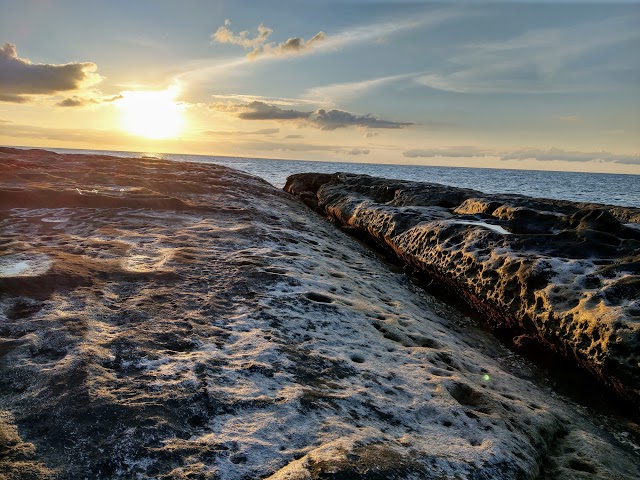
left=33, top=147, right=640, bottom=208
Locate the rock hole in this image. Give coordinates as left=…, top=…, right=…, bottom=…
left=568, top=459, right=596, bottom=473
left=350, top=354, right=365, bottom=363
left=448, top=382, right=489, bottom=411
left=304, top=292, right=333, bottom=303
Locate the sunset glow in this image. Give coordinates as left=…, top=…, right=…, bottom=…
left=0, top=2, right=638, bottom=173
left=117, top=86, right=185, bottom=139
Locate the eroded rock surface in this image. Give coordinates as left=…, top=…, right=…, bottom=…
left=0, top=148, right=639, bottom=479
left=285, top=173, right=640, bottom=403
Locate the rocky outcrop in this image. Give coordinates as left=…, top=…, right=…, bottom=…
left=1, top=148, right=639, bottom=478
left=285, top=172, right=640, bottom=403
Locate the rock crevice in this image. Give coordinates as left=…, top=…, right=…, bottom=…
left=285, top=172, right=640, bottom=402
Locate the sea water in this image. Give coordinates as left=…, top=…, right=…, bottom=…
left=38, top=147, right=640, bottom=208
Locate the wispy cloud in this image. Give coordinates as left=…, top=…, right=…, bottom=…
left=501, top=147, right=639, bottom=165
left=238, top=139, right=374, bottom=157
left=209, top=94, right=320, bottom=108
left=416, top=14, right=640, bottom=94
left=318, top=8, right=467, bottom=53
left=403, top=146, right=639, bottom=165
left=204, top=128, right=279, bottom=136
left=0, top=43, right=102, bottom=103
left=189, top=8, right=466, bottom=82
left=303, top=72, right=420, bottom=103
left=404, top=146, right=490, bottom=158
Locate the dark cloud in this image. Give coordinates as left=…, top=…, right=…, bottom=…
left=0, top=94, right=30, bottom=103
left=211, top=20, right=326, bottom=59
left=285, top=134, right=304, bottom=139
left=0, top=43, right=101, bottom=103
left=251, top=31, right=327, bottom=59
left=238, top=101, right=309, bottom=120
left=55, top=93, right=121, bottom=108
left=217, top=101, right=413, bottom=131
left=311, top=108, right=414, bottom=130
left=55, top=96, right=98, bottom=107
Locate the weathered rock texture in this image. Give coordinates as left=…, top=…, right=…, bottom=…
left=0, top=148, right=639, bottom=479
left=285, top=173, right=640, bottom=403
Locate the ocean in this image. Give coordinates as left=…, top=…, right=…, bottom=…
left=37, top=147, right=640, bottom=208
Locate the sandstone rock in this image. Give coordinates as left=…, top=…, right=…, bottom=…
left=0, top=149, right=638, bottom=478
left=284, top=172, right=640, bottom=403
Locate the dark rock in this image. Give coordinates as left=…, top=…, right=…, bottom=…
left=285, top=172, right=640, bottom=402
left=1, top=149, right=639, bottom=479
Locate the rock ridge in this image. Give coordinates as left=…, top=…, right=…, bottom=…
left=284, top=172, right=640, bottom=403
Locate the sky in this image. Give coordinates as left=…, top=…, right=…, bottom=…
left=0, top=0, right=639, bottom=174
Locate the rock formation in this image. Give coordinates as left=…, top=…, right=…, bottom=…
left=285, top=172, right=640, bottom=405
left=0, top=148, right=638, bottom=478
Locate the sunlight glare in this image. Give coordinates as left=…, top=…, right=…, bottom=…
left=117, top=85, right=185, bottom=139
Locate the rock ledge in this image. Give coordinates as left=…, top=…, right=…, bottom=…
left=285, top=172, right=640, bottom=402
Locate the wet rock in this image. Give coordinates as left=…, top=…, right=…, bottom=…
left=0, top=149, right=638, bottom=479
left=285, top=172, right=640, bottom=402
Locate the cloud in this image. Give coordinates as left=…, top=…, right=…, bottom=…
left=210, top=9, right=464, bottom=62
left=285, top=134, right=304, bottom=139
left=303, top=72, right=420, bottom=103
left=0, top=122, right=121, bottom=144
left=238, top=101, right=310, bottom=120
left=403, top=146, right=639, bottom=165
left=241, top=140, right=340, bottom=153
left=204, top=128, right=279, bottom=136
left=55, top=96, right=98, bottom=107
left=558, top=115, right=579, bottom=122
left=501, top=147, right=639, bottom=165
left=213, top=101, right=413, bottom=131
left=240, top=139, right=373, bottom=157
left=0, top=43, right=101, bottom=103
left=54, top=93, right=123, bottom=108
left=365, top=131, right=379, bottom=138
left=212, top=19, right=273, bottom=50
left=343, top=148, right=370, bottom=155
left=210, top=94, right=319, bottom=107
left=404, top=146, right=490, bottom=158
left=320, top=8, right=467, bottom=53
left=310, top=108, right=414, bottom=130
left=181, top=9, right=466, bottom=83
left=212, top=19, right=326, bottom=59
left=415, top=14, right=640, bottom=94
left=0, top=94, right=30, bottom=103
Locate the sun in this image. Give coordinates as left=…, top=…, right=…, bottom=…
left=117, top=85, right=185, bottom=139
